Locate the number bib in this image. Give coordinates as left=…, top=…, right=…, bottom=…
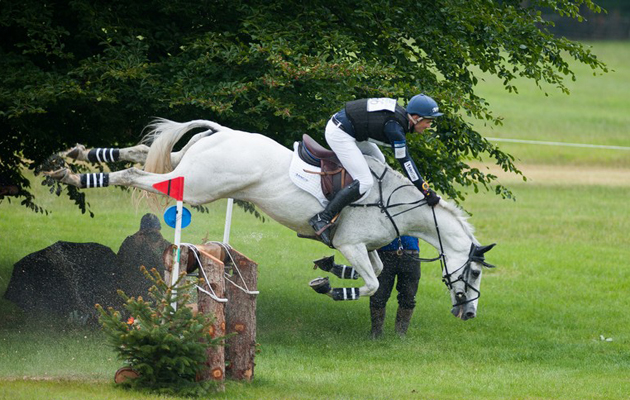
left=366, top=98, right=398, bottom=113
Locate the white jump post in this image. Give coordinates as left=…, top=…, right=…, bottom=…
left=153, top=177, right=186, bottom=310
left=223, top=198, right=234, bottom=244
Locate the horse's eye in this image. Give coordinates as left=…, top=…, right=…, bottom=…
left=471, top=270, right=481, bottom=279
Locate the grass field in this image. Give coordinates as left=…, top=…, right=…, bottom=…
left=469, top=40, right=630, bottom=168
left=1, top=41, right=629, bottom=399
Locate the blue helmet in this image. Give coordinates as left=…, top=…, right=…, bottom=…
left=406, top=94, right=443, bottom=118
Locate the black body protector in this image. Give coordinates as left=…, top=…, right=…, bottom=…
left=345, top=98, right=410, bottom=141
left=344, top=98, right=436, bottom=201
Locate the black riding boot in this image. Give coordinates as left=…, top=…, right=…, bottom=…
left=395, top=307, right=415, bottom=337
left=370, top=307, right=386, bottom=339
left=309, top=180, right=362, bottom=247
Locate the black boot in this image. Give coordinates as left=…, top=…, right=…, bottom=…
left=395, top=307, right=414, bottom=337
left=309, top=180, right=362, bottom=247
left=370, top=307, right=386, bottom=339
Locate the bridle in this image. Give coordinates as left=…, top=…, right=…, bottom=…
left=350, top=167, right=491, bottom=307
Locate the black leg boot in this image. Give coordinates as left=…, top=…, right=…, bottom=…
left=370, top=307, right=386, bottom=339
left=395, top=307, right=415, bottom=337
left=309, top=180, right=362, bottom=247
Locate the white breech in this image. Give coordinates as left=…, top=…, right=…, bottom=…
left=324, top=119, right=385, bottom=197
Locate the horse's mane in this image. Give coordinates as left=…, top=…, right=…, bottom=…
left=366, top=157, right=478, bottom=244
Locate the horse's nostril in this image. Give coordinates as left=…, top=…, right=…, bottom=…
left=465, top=311, right=475, bottom=319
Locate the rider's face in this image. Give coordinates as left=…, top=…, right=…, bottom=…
left=411, top=117, right=434, bottom=134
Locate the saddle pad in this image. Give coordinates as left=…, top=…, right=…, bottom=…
left=289, top=142, right=329, bottom=207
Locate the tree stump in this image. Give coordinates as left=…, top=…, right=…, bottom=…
left=195, top=249, right=226, bottom=391
left=224, top=249, right=257, bottom=382
left=164, top=243, right=258, bottom=386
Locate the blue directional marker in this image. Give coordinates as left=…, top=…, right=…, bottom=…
left=163, top=205, right=192, bottom=229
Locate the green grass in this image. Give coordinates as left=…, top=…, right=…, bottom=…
left=1, top=177, right=629, bottom=399
left=470, top=41, right=630, bottom=167
left=1, top=41, right=630, bottom=399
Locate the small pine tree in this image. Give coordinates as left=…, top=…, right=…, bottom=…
left=96, top=266, right=222, bottom=396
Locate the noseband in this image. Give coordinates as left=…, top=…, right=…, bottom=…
left=440, top=244, right=485, bottom=306
left=351, top=167, right=491, bottom=308
left=430, top=210, right=488, bottom=307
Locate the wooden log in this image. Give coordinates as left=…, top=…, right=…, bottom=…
left=162, top=243, right=192, bottom=285
left=192, top=243, right=226, bottom=268
left=224, top=249, right=258, bottom=382
left=114, top=367, right=139, bottom=384
left=162, top=244, right=175, bottom=284
left=196, top=253, right=226, bottom=389
left=178, top=245, right=189, bottom=283
left=163, top=242, right=222, bottom=282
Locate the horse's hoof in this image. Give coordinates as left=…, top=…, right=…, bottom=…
left=44, top=168, right=68, bottom=180
left=309, top=277, right=331, bottom=295
left=44, top=168, right=81, bottom=187
left=65, top=144, right=88, bottom=161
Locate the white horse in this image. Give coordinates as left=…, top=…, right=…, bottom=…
left=47, top=119, right=496, bottom=320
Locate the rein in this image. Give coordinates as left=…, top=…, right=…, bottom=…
left=349, top=167, right=479, bottom=307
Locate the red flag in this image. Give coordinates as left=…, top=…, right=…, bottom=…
left=153, top=177, right=184, bottom=201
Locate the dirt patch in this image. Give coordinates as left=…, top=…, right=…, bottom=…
left=470, top=163, right=630, bottom=187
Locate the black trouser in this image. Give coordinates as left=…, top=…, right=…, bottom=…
left=370, top=250, right=421, bottom=310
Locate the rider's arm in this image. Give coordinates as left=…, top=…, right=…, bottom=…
left=383, top=121, right=429, bottom=192
left=383, top=121, right=440, bottom=206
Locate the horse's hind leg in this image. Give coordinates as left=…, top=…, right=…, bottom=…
left=65, top=144, right=150, bottom=164
left=64, top=129, right=213, bottom=168
left=46, top=167, right=182, bottom=198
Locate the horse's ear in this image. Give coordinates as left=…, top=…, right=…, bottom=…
left=478, top=243, right=496, bottom=254
left=471, top=243, right=497, bottom=268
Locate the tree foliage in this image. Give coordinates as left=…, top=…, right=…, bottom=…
left=0, top=0, right=607, bottom=212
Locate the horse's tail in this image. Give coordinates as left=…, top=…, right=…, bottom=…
left=134, top=118, right=224, bottom=212
left=143, top=118, right=224, bottom=174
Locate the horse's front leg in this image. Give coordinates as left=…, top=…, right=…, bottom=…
left=368, top=250, right=383, bottom=277
left=312, top=255, right=359, bottom=280
left=309, top=244, right=379, bottom=301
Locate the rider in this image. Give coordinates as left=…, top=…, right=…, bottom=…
left=309, top=94, right=443, bottom=247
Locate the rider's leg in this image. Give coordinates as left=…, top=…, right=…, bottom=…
left=324, top=119, right=374, bottom=196
left=308, top=120, right=373, bottom=246
left=309, top=180, right=361, bottom=247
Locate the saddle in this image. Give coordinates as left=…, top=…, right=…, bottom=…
left=298, top=134, right=354, bottom=200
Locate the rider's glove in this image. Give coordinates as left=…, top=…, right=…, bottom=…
left=423, top=188, right=441, bottom=207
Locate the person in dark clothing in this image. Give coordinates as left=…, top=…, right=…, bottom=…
left=370, top=236, right=421, bottom=338
left=309, top=95, right=443, bottom=247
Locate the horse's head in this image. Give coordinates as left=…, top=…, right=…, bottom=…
left=443, top=243, right=496, bottom=321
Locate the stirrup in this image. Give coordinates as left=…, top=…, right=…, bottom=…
left=316, top=225, right=334, bottom=247
left=309, top=214, right=335, bottom=247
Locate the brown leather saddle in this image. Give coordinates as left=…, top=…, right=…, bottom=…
left=298, top=134, right=354, bottom=200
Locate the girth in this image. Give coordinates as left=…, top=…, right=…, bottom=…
left=299, top=134, right=354, bottom=201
